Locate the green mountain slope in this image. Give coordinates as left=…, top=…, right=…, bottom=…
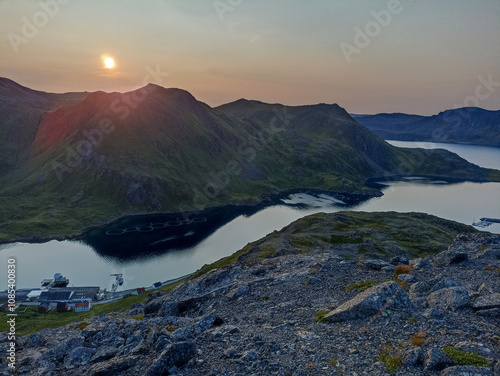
left=0, top=79, right=498, bottom=242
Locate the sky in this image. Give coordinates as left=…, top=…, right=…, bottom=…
left=0, top=0, right=499, bottom=115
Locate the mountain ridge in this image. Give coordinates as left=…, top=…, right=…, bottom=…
left=0, top=77, right=498, bottom=242
left=352, top=107, right=500, bottom=146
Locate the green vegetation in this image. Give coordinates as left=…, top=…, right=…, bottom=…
left=411, top=332, right=426, bottom=347
left=1, top=82, right=497, bottom=243
left=0, top=279, right=184, bottom=336
left=314, top=310, right=331, bottom=322
left=442, top=346, right=489, bottom=367
left=343, top=280, right=377, bottom=292
left=378, top=345, right=404, bottom=373
left=236, top=211, right=478, bottom=263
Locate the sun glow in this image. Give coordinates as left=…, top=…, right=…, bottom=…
left=104, top=57, right=115, bottom=69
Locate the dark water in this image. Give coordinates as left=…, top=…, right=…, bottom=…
left=1, top=142, right=499, bottom=291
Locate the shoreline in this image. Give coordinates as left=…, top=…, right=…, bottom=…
left=1, top=174, right=497, bottom=247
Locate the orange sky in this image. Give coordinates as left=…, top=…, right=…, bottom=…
left=1, top=0, right=499, bottom=115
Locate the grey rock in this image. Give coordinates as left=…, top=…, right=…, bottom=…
left=241, top=350, right=260, bottom=362
left=430, top=278, right=460, bottom=293
left=423, top=307, right=444, bottom=320
left=159, top=301, right=180, bottom=317
left=439, top=365, right=492, bottom=376
left=227, top=284, right=251, bottom=299
left=156, top=335, right=172, bottom=352
left=390, top=256, right=409, bottom=265
left=146, top=341, right=196, bottom=376
left=91, top=346, right=119, bottom=363
left=193, top=312, right=217, bottom=334
left=398, top=273, right=416, bottom=283
left=424, top=348, right=455, bottom=372
left=404, top=347, right=422, bottom=369
left=25, top=333, right=45, bottom=348
left=427, top=287, right=471, bottom=311
left=432, top=250, right=469, bottom=267
left=381, top=265, right=396, bottom=272
left=476, top=308, right=500, bottom=317
left=144, top=296, right=168, bottom=316
left=323, top=281, right=413, bottom=323
left=224, top=347, right=238, bottom=358
left=64, top=347, right=94, bottom=368
left=410, top=258, right=432, bottom=270
left=87, top=355, right=138, bottom=376
left=171, top=326, right=193, bottom=341
left=112, top=336, right=125, bottom=348
left=477, top=283, right=494, bottom=296
left=362, top=259, right=393, bottom=270
left=473, top=293, right=500, bottom=311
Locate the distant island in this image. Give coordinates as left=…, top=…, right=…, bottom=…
left=352, top=107, right=500, bottom=147
left=0, top=77, right=499, bottom=243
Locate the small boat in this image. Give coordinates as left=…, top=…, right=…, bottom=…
left=110, top=274, right=124, bottom=292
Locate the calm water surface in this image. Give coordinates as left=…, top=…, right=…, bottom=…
left=1, top=142, right=499, bottom=291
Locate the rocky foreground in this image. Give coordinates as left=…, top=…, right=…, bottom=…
left=2, top=231, right=500, bottom=375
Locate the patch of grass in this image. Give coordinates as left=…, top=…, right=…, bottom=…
left=290, top=236, right=315, bottom=248
left=132, top=315, right=145, bottom=320
left=406, top=317, right=417, bottom=325
left=343, top=280, right=377, bottom=292
left=442, top=346, right=489, bottom=367
left=314, top=310, right=330, bottom=322
left=393, top=277, right=409, bottom=291
left=378, top=345, right=404, bottom=373
left=394, top=265, right=413, bottom=277
left=411, top=332, right=426, bottom=347
left=263, top=295, right=270, bottom=301
left=0, top=278, right=186, bottom=336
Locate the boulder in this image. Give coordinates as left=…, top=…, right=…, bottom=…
left=361, top=259, right=393, bottom=270
left=91, top=346, right=119, bottom=363
left=64, top=347, right=94, bottom=368
left=146, top=341, right=196, bottom=376
left=440, top=365, right=492, bottom=376
left=410, top=258, right=432, bottom=270
left=427, top=287, right=471, bottom=311
left=432, top=250, right=469, bottom=267
left=158, top=301, right=180, bottom=317
left=227, top=284, right=250, bottom=299
left=144, top=296, right=168, bottom=316
left=429, top=278, right=460, bottom=293
left=390, top=256, right=409, bottom=265
left=473, top=293, right=500, bottom=311
left=87, top=355, right=138, bottom=376
left=323, top=281, right=413, bottom=323
left=404, top=347, right=423, bottom=369
left=424, top=348, right=455, bottom=373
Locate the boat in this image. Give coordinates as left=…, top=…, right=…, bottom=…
left=472, top=217, right=500, bottom=228
left=110, top=274, right=124, bottom=292
left=41, top=273, right=70, bottom=288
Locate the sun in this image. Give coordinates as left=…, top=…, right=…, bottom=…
left=104, top=57, right=115, bottom=69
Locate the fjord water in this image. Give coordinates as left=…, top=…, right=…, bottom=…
left=1, top=142, right=499, bottom=291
